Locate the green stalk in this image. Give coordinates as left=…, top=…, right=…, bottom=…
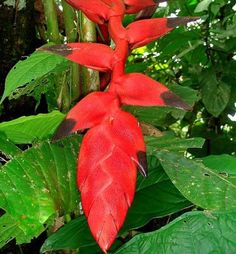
left=80, top=13, right=100, bottom=95
left=62, top=0, right=77, bottom=42
left=62, top=0, right=80, bottom=102
left=42, top=0, right=61, bottom=43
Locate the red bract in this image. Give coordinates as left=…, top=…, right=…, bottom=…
left=124, top=0, right=156, bottom=13
left=43, top=43, right=114, bottom=72
left=43, top=1, right=197, bottom=252
left=112, top=73, right=192, bottom=110
left=65, top=0, right=125, bottom=24
left=53, top=92, right=119, bottom=140
left=77, top=121, right=137, bottom=252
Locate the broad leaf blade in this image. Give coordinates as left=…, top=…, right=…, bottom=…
left=0, top=135, right=81, bottom=247
left=115, top=211, right=236, bottom=254
left=0, top=111, right=65, bottom=144
left=156, top=151, right=236, bottom=211
left=1, top=51, right=68, bottom=103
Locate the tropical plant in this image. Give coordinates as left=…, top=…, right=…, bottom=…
left=0, top=0, right=236, bottom=253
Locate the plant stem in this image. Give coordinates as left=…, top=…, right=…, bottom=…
left=80, top=13, right=100, bottom=95
left=62, top=0, right=81, bottom=102
left=42, top=0, right=61, bottom=43
left=62, top=0, right=77, bottom=43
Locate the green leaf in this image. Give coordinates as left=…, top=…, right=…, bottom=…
left=202, top=154, right=236, bottom=184
left=0, top=111, right=65, bottom=144
left=0, top=51, right=68, bottom=103
left=156, top=151, right=236, bottom=211
left=201, top=69, right=231, bottom=117
left=146, top=135, right=205, bottom=154
left=0, top=135, right=81, bottom=247
left=0, top=214, right=27, bottom=247
left=115, top=211, right=236, bottom=254
left=122, top=155, right=191, bottom=232
left=194, top=0, right=212, bottom=12
left=40, top=216, right=99, bottom=253
left=0, top=134, right=22, bottom=159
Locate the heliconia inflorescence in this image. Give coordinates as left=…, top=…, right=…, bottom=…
left=41, top=0, right=197, bottom=252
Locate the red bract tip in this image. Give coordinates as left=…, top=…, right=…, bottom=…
left=40, top=43, right=114, bottom=72
left=53, top=92, right=119, bottom=140
left=65, top=0, right=125, bottom=24
left=77, top=123, right=137, bottom=252
left=124, top=0, right=156, bottom=14
left=127, top=17, right=199, bottom=49
left=114, top=73, right=192, bottom=111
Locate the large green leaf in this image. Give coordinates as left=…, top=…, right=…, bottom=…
left=0, top=135, right=81, bottom=248
left=0, top=111, right=65, bottom=144
left=115, top=211, right=236, bottom=254
left=0, top=51, right=68, bottom=103
left=156, top=151, right=236, bottom=211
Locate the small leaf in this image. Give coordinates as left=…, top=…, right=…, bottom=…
left=194, top=0, right=212, bottom=13
left=1, top=51, right=68, bottom=103
left=156, top=151, right=236, bottom=211
left=0, top=111, right=65, bottom=144
left=115, top=211, right=236, bottom=254
left=201, top=69, right=231, bottom=117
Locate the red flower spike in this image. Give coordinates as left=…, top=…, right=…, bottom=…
left=78, top=123, right=137, bottom=252
left=127, top=17, right=199, bottom=49
left=124, top=0, right=156, bottom=14
left=41, top=43, right=114, bottom=72
left=65, top=0, right=125, bottom=24
left=53, top=92, right=119, bottom=140
left=45, top=0, right=196, bottom=251
left=114, top=73, right=192, bottom=111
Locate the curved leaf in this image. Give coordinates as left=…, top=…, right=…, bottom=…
left=156, top=151, right=236, bottom=211
left=0, top=111, right=65, bottom=144
left=1, top=51, right=68, bottom=103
